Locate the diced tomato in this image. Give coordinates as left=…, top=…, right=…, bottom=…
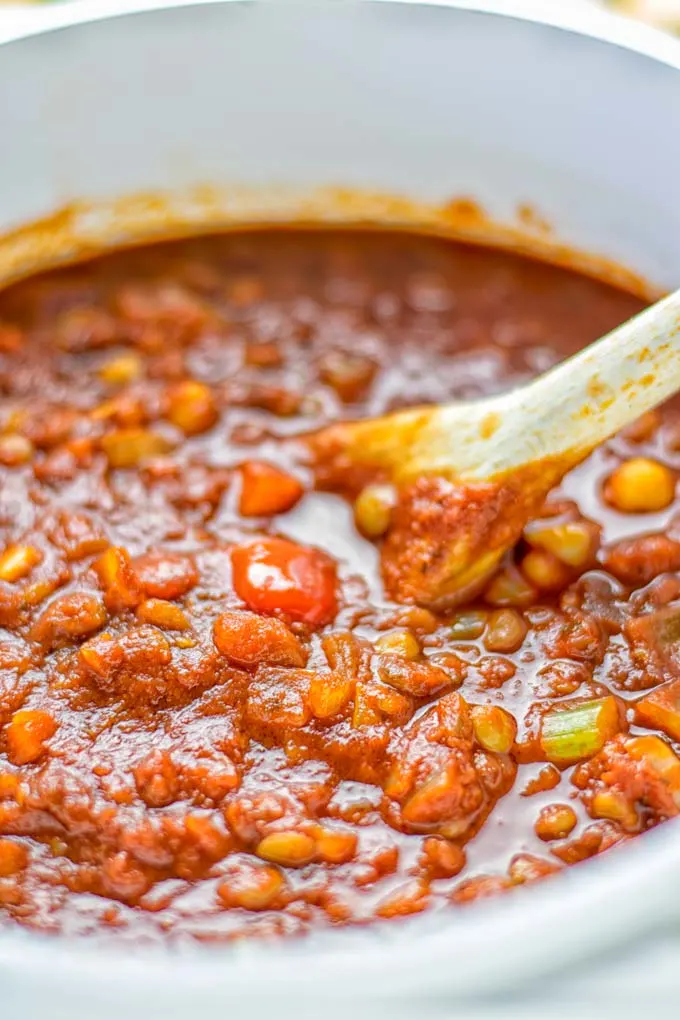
left=213, top=609, right=306, bottom=668
left=637, top=679, right=680, bottom=742
left=603, top=534, right=680, bottom=587
left=625, top=605, right=680, bottom=681
left=231, top=537, right=337, bottom=626
left=238, top=461, right=304, bottom=517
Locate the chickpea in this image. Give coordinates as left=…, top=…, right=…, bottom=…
left=256, top=831, right=316, bottom=868
left=314, top=827, right=358, bottom=865
left=604, top=457, right=675, bottom=513
left=375, top=628, right=420, bottom=660
left=318, top=350, right=377, bottom=403
left=98, top=353, right=142, bottom=387
left=217, top=865, right=284, bottom=912
left=483, top=609, right=527, bottom=653
left=214, top=609, right=305, bottom=668
left=470, top=704, right=517, bottom=754
left=420, top=837, right=466, bottom=879
left=484, top=565, right=537, bottom=607
left=508, top=853, right=558, bottom=885
left=166, top=380, right=218, bottom=436
left=375, top=880, right=429, bottom=919
left=354, top=483, right=396, bottom=538
left=450, top=610, right=487, bottom=641
left=534, top=804, right=578, bottom=841
left=521, top=549, right=571, bottom=591
left=521, top=765, right=561, bottom=797
left=92, top=395, right=147, bottom=428
left=101, top=428, right=170, bottom=468
left=590, top=789, right=638, bottom=831
left=524, top=520, right=597, bottom=568
left=388, top=606, right=439, bottom=634
left=0, top=433, right=34, bottom=466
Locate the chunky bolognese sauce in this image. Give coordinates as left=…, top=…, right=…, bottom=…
left=0, top=228, right=676, bottom=943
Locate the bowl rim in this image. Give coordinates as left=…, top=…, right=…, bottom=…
left=0, top=0, right=679, bottom=71
left=1, top=0, right=680, bottom=1002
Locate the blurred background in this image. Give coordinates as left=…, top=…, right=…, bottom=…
left=0, top=0, right=679, bottom=32
left=607, top=0, right=680, bottom=31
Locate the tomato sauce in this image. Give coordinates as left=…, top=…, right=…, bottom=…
left=0, top=228, right=677, bottom=944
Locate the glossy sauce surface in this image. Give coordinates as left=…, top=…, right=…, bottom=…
left=0, top=229, right=678, bottom=945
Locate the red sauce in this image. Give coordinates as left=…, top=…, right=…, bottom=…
left=0, top=228, right=677, bottom=945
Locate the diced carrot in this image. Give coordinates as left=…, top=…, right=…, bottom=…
left=637, top=679, right=680, bottom=742
left=308, top=671, right=354, bottom=719
left=0, top=545, right=42, bottom=583
left=7, top=709, right=58, bottom=765
left=238, top=461, right=304, bottom=518
left=0, top=838, right=28, bottom=877
left=136, top=598, right=190, bottom=631
left=94, top=546, right=144, bottom=611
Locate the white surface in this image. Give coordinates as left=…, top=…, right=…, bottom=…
left=0, top=1, right=679, bottom=1015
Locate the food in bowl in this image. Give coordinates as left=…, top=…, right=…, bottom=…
left=0, top=226, right=678, bottom=944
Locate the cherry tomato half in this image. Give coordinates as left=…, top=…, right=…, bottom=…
left=231, top=537, right=338, bottom=627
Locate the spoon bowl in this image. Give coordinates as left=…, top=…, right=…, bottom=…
left=312, top=286, right=680, bottom=606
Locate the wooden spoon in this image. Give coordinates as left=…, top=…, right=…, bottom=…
left=310, top=287, right=680, bottom=608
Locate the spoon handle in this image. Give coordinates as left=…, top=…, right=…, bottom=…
left=496, top=286, right=680, bottom=473
left=310, top=287, right=680, bottom=487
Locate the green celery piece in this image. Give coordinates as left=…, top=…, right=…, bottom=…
left=541, top=697, right=620, bottom=764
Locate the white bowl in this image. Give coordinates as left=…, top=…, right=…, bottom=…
left=1, top=2, right=680, bottom=1016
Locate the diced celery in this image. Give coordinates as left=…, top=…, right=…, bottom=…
left=540, top=697, right=621, bottom=764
